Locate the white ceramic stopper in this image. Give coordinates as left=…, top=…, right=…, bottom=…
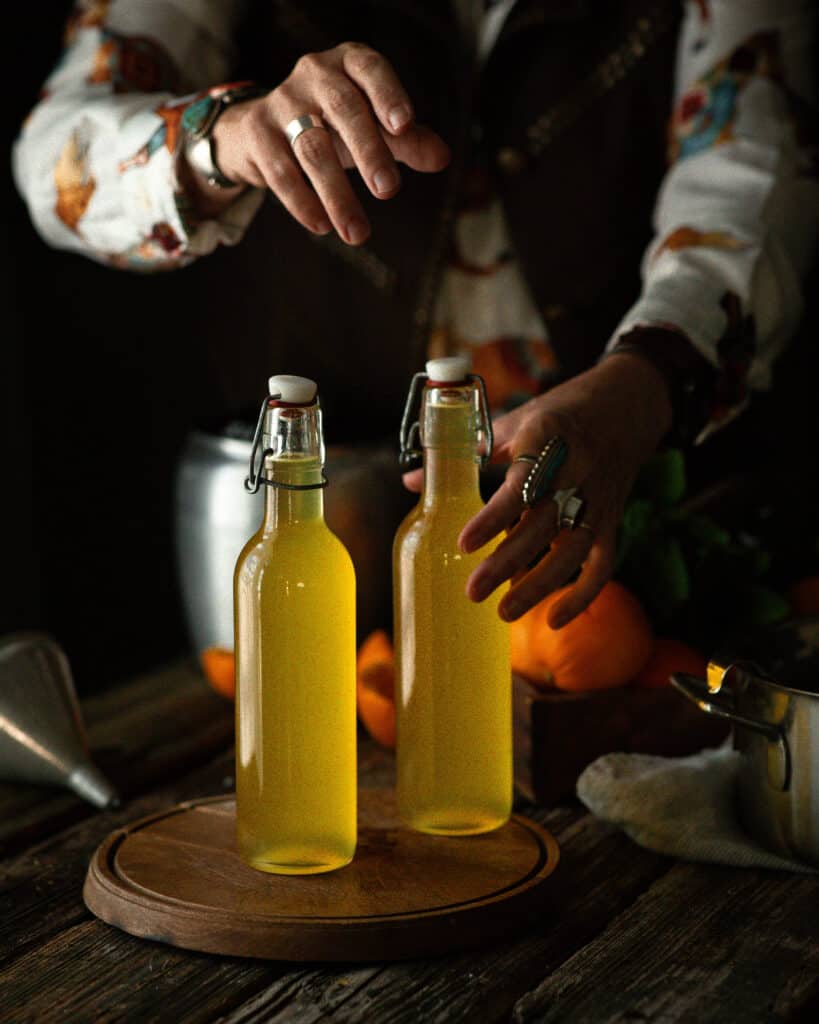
left=268, top=374, right=318, bottom=404
left=425, top=356, right=471, bottom=383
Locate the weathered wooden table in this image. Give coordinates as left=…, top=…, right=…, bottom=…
left=2, top=662, right=818, bottom=1023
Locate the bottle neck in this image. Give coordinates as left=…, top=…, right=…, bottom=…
left=422, top=447, right=480, bottom=506
left=420, top=383, right=482, bottom=507
left=261, top=402, right=325, bottom=529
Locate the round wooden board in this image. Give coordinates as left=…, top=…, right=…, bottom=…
left=84, top=789, right=559, bottom=961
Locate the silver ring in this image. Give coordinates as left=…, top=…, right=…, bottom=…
left=553, top=487, right=587, bottom=530
left=512, top=454, right=539, bottom=466
left=285, top=114, right=327, bottom=149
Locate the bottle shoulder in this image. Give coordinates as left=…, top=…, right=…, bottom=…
left=235, top=520, right=354, bottom=584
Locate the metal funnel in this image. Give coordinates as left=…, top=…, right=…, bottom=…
left=0, top=633, right=119, bottom=808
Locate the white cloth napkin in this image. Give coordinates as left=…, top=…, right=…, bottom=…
left=577, top=743, right=816, bottom=873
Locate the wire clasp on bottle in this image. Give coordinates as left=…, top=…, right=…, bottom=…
left=398, top=372, right=493, bottom=470
left=244, top=391, right=329, bottom=494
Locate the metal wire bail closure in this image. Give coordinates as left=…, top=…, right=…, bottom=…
left=243, top=391, right=329, bottom=494
left=245, top=392, right=281, bottom=493
left=398, top=372, right=494, bottom=470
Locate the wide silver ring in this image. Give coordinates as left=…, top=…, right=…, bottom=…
left=285, top=114, right=327, bottom=149
left=553, top=487, right=587, bottom=530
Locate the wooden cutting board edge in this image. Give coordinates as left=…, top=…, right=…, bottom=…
left=83, top=794, right=561, bottom=962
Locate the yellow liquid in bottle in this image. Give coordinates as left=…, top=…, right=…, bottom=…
left=234, top=455, right=357, bottom=873
left=393, top=396, right=512, bottom=835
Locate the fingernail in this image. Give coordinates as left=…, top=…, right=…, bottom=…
left=388, top=105, right=411, bottom=131
left=373, top=167, right=399, bottom=195
left=471, top=578, right=492, bottom=602
left=314, top=218, right=332, bottom=234
left=344, top=218, right=368, bottom=245
left=550, top=612, right=570, bottom=630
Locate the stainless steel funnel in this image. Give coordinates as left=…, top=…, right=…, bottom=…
left=0, top=633, right=119, bottom=808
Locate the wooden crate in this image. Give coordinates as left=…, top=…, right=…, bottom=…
left=513, top=674, right=729, bottom=805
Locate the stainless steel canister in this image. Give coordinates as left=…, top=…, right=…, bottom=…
left=672, top=617, right=819, bottom=866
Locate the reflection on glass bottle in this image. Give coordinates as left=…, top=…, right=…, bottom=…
left=234, top=375, right=356, bottom=873
left=394, top=357, right=512, bottom=835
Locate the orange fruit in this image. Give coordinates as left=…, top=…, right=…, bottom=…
left=632, top=636, right=707, bottom=688
left=200, top=646, right=236, bottom=700
left=356, top=629, right=396, bottom=748
left=510, top=581, right=653, bottom=691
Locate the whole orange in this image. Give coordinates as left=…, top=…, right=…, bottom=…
left=510, top=581, right=653, bottom=691
left=200, top=646, right=236, bottom=700
left=356, top=629, right=396, bottom=748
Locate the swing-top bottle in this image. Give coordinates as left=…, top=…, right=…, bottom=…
left=234, top=374, right=356, bottom=873
left=393, top=356, right=512, bottom=835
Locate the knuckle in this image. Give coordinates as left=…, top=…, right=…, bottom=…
left=295, top=131, right=328, bottom=169
left=324, top=82, right=362, bottom=119
left=268, top=160, right=299, bottom=192
left=271, top=82, right=293, bottom=109
left=355, top=137, right=387, bottom=166
left=241, top=110, right=267, bottom=145
left=346, top=47, right=381, bottom=77
left=294, top=52, right=321, bottom=77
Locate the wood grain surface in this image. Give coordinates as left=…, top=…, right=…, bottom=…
left=3, top=660, right=819, bottom=1023
left=83, top=790, right=560, bottom=961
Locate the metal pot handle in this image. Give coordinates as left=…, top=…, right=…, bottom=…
left=671, top=662, right=791, bottom=792
left=671, top=667, right=780, bottom=742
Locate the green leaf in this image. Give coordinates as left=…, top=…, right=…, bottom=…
left=628, top=536, right=690, bottom=623
left=632, top=449, right=687, bottom=507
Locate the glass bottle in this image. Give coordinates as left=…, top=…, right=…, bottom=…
left=234, top=375, right=356, bottom=873
left=394, top=357, right=512, bottom=835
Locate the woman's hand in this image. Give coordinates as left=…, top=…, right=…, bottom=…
left=404, top=353, right=673, bottom=627
left=201, top=43, right=450, bottom=243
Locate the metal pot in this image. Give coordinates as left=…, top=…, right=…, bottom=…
left=174, top=427, right=414, bottom=655
left=672, top=617, right=819, bottom=866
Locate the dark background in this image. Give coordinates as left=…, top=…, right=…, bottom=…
left=6, top=5, right=819, bottom=694
left=6, top=2, right=224, bottom=692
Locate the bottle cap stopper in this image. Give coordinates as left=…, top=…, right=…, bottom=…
left=425, top=356, right=471, bottom=383
left=268, top=375, right=318, bottom=404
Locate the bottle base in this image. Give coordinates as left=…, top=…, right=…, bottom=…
left=401, top=810, right=510, bottom=837
left=242, top=854, right=353, bottom=875
left=238, top=839, right=355, bottom=875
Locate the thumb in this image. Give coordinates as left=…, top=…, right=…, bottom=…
left=385, top=124, right=451, bottom=172
left=402, top=466, right=424, bottom=493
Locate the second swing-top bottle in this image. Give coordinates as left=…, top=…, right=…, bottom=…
left=393, top=356, right=512, bottom=836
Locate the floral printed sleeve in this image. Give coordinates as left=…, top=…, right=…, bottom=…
left=12, top=0, right=260, bottom=270
left=609, top=0, right=818, bottom=438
